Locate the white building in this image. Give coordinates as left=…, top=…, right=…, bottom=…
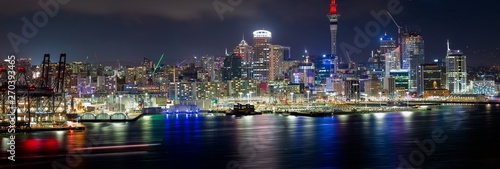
left=445, top=40, right=467, bottom=94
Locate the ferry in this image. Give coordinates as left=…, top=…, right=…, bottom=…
left=226, top=104, right=262, bottom=116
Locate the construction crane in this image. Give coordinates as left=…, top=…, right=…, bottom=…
left=152, top=53, right=165, bottom=75
left=344, top=51, right=354, bottom=69
left=387, top=12, right=403, bottom=59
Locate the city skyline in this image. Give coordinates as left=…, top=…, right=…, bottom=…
left=0, top=0, right=499, bottom=66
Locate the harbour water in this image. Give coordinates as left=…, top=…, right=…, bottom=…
left=2, top=104, right=500, bottom=168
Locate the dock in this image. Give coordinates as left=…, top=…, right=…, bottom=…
left=0, top=123, right=86, bottom=133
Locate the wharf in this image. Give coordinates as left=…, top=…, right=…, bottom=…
left=0, top=123, right=86, bottom=133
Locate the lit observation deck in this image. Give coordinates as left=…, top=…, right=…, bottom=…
left=253, top=30, right=272, bottom=38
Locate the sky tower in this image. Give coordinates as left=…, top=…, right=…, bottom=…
left=327, top=0, right=340, bottom=73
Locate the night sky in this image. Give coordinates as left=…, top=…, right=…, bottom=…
left=0, top=0, right=499, bottom=66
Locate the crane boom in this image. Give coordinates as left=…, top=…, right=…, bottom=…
left=152, top=53, right=164, bottom=74
left=176, top=59, right=188, bottom=67
left=387, top=12, right=401, bottom=28
left=387, top=12, right=403, bottom=67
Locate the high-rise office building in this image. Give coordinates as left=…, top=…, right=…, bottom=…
left=234, top=36, right=254, bottom=79
left=268, top=45, right=285, bottom=81
left=344, top=78, right=360, bottom=101
left=390, top=69, right=410, bottom=91
left=418, top=64, right=444, bottom=94
left=222, top=54, right=243, bottom=81
left=402, top=31, right=424, bottom=92
left=367, top=50, right=385, bottom=77
left=445, top=40, right=467, bottom=94
left=385, top=47, right=401, bottom=77
left=252, top=30, right=272, bottom=80
left=380, top=33, right=397, bottom=54
left=316, top=54, right=335, bottom=82
left=365, top=74, right=382, bottom=98
left=383, top=75, right=396, bottom=96
left=327, top=0, right=340, bottom=74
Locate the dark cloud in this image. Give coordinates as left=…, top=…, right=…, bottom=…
left=0, top=0, right=275, bottom=20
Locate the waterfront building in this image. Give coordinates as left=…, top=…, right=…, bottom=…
left=418, top=64, right=445, bottom=94
left=390, top=69, right=410, bottom=91
left=423, top=89, right=450, bottom=98
left=344, top=78, right=360, bottom=101
left=227, top=79, right=258, bottom=98
left=168, top=82, right=195, bottom=101
left=195, top=82, right=228, bottom=100
left=472, top=75, right=496, bottom=96
left=446, top=40, right=467, bottom=94
left=364, top=75, right=382, bottom=98
left=382, top=75, right=396, bottom=97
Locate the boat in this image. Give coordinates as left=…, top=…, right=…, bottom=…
left=226, top=104, right=262, bottom=116
left=414, top=105, right=432, bottom=111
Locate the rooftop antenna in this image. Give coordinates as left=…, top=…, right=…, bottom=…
left=447, top=39, right=450, bottom=51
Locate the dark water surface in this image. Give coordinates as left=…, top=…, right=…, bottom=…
left=2, top=104, right=500, bottom=169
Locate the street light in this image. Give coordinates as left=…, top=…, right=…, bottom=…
left=119, top=95, right=123, bottom=112
left=290, top=93, right=294, bottom=104
left=106, top=95, right=110, bottom=111
left=406, top=92, right=409, bottom=107
left=306, top=91, right=310, bottom=104
left=145, top=93, right=148, bottom=107
left=355, top=91, right=358, bottom=106
left=239, top=92, right=243, bottom=103
left=379, top=92, right=382, bottom=107
left=247, top=93, right=250, bottom=104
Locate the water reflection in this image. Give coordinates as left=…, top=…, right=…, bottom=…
left=3, top=105, right=500, bottom=168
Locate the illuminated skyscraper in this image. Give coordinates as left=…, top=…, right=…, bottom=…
left=385, top=47, right=401, bottom=76
left=380, top=33, right=397, bottom=54
left=446, top=40, right=467, bottom=93
left=268, top=45, right=285, bottom=81
left=327, top=0, right=340, bottom=74
left=222, top=54, right=243, bottom=81
left=233, top=36, right=254, bottom=79
left=252, top=30, right=272, bottom=80
left=402, top=31, right=424, bottom=92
